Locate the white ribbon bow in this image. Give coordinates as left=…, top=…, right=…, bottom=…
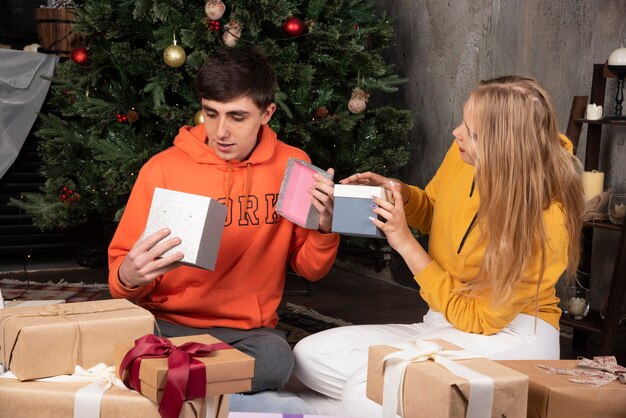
left=1, top=363, right=218, bottom=418
left=1, top=363, right=127, bottom=418
left=380, top=340, right=494, bottom=418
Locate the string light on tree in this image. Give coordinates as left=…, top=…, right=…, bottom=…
left=348, top=87, right=369, bottom=114
left=70, top=47, right=91, bottom=65
left=116, top=113, right=128, bottom=123
left=282, top=16, right=306, bottom=37
left=163, top=33, right=186, bottom=68
left=204, top=0, right=225, bottom=20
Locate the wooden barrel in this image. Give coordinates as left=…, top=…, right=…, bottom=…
left=34, top=8, right=85, bottom=56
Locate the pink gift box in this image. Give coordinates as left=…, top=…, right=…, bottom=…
left=276, top=158, right=332, bottom=229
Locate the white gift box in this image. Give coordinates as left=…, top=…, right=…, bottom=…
left=332, top=184, right=392, bottom=238
left=276, top=158, right=332, bottom=229
left=143, top=188, right=227, bottom=271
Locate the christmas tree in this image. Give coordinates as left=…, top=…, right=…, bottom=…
left=11, top=0, right=412, bottom=238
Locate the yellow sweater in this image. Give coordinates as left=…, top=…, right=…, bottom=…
left=405, top=141, right=569, bottom=335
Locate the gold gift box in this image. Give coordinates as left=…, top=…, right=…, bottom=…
left=0, top=299, right=154, bottom=381
left=114, top=334, right=255, bottom=404
left=366, top=339, right=528, bottom=418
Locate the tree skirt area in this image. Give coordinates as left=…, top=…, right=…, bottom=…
left=276, top=302, right=352, bottom=347
left=0, top=278, right=108, bottom=305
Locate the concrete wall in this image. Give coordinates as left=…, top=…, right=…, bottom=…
left=380, top=0, right=625, bottom=185
left=378, top=0, right=626, bottom=319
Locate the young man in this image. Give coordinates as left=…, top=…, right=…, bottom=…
left=108, top=47, right=339, bottom=398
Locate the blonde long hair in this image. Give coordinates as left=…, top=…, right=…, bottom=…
left=466, top=76, right=584, bottom=302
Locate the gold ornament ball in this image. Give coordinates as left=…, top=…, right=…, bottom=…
left=194, top=110, right=204, bottom=125
left=163, top=44, right=186, bottom=68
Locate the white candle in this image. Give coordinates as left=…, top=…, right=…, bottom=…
left=585, top=103, right=603, bottom=120
left=568, top=297, right=587, bottom=318
left=614, top=203, right=626, bottom=219
left=581, top=171, right=604, bottom=202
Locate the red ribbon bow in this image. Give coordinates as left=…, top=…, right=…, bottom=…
left=119, top=334, right=232, bottom=418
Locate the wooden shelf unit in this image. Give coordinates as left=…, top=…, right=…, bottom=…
left=563, top=63, right=626, bottom=354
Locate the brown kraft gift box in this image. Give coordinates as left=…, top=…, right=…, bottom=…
left=498, top=360, right=626, bottom=418
left=0, top=299, right=154, bottom=381
left=114, top=334, right=255, bottom=404
left=0, top=377, right=229, bottom=418
left=366, top=339, right=529, bottom=418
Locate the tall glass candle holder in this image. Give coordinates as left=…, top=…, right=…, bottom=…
left=609, top=193, right=626, bottom=225
left=565, top=286, right=590, bottom=320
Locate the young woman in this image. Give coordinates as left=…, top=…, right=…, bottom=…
left=293, top=75, right=585, bottom=416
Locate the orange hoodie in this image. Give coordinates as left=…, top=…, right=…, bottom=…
left=108, top=124, right=339, bottom=329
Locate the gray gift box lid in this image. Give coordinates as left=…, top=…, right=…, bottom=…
left=276, top=158, right=332, bottom=229
left=332, top=184, right=392, bottom=238
left=142, top=188, right=227, bottom=270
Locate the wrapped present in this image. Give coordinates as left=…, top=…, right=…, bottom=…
left=0, top=298, right=154, bottom=381
left=498, top=359, right=626, bottom=418
left=115, top=334, right=254, bottom=418
left=276, top=158, right=333, bottom=229
left=332, top=184, right=392, bottom=238
left=0, top=363, right=228, bottom=418
left=143, top=188, right=227, bottom=271
left=366, top=339, right=528, bottom=418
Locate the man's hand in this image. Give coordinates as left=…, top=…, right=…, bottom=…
left=309, top=168, right=335, bottom=233
left=118, top=228, right=184, bottom=288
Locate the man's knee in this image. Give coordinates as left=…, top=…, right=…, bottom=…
left=239, top=333, right=294, bottom=392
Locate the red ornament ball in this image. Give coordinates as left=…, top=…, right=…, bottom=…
left=70, top=47, right=91, bottom=65
left=208, top=20, right=221, bottom=32
left=282, top=17, right=305, bottom=37
left=116, top=113, right=128, bottom=123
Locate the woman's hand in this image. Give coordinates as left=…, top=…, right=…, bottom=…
left=309, top=168, right=335, bottom=233
left=340, top=171, right=411, bottom=204
left=371, top=181, right=433, bottom=275
left=370, top=181, right=414, bottom=253
left=118, top=228, right=183, bottom=288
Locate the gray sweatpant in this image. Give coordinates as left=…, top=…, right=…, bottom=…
left=155, top=319, right=294, bottom=393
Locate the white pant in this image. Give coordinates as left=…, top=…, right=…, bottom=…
left=293, top=309, right=559, bottom=418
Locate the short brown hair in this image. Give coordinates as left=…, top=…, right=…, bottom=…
left=195, top=46, right=277, bottom=109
